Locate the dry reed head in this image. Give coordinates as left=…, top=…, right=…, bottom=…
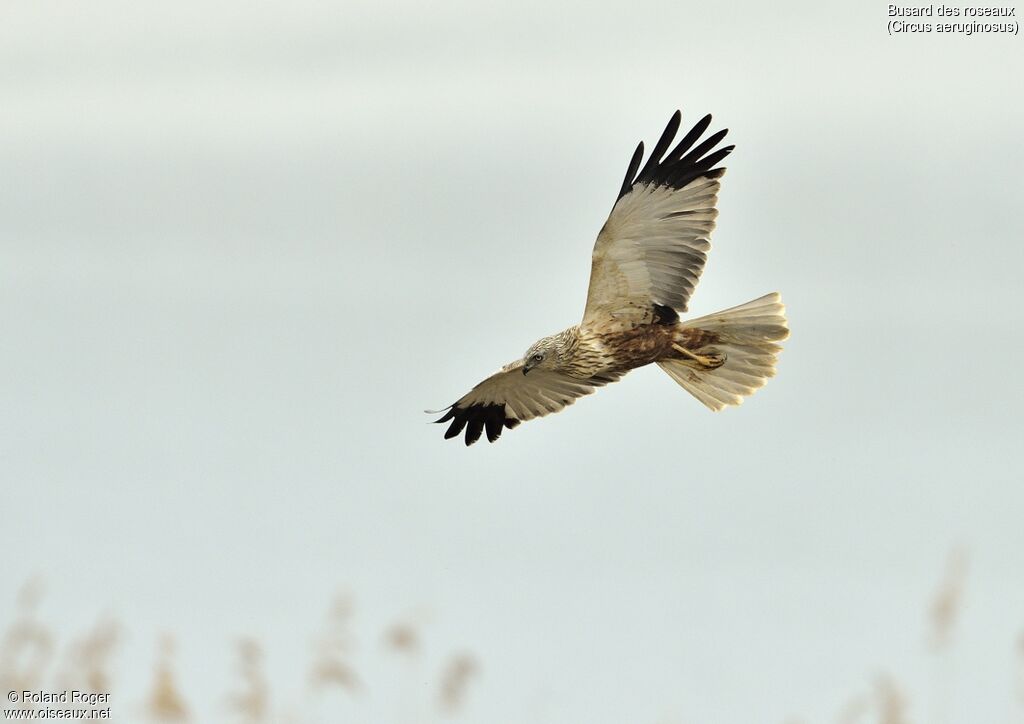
left=438, top=653, right=478, bottom=715
left=146, top=635, right=191, bottom=722
left=309, top=657, right=361, bottom=693
left=59, top=617, right=120, bottom=694
left=228, top=638, right=269, bottom=722
left=2, top=582, right=495, bottom=722
left=929, top=547, right=968, bottom=651
left=873, top=675, right=909, bottom=724
left=384, top=622, right=419, bottom=655
left=0, top=578, right=54, bottom=698
left=309, top=593, right=361, bottom=694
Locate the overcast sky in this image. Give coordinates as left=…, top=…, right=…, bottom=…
left=2, top=1, right=1023, bottom=722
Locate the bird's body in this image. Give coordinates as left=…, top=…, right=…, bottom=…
left=529, top=318, right=717, bottom=379
left=434, top=110, right=789, bottom=445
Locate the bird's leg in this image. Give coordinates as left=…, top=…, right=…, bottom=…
left=672, top=343, right=726, bottom=369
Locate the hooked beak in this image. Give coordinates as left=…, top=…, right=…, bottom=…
left=522, top=365, right=530, bottom=375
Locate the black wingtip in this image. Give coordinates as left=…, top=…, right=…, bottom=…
left=676, top=128, right=729, bottom=167
left=636, top=111, right=682, bottom=182
left=444, top=422, right=463, bottom=439
left=437, top=402, right=515, bottom=446
left=465, top=417, right=485, bottom=446
left=617, top=111, right=731, bottom=201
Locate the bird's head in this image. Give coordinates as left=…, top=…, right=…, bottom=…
left=522, top=335, right=565, bottom=375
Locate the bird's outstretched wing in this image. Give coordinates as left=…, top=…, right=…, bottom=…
left=582, top=111, right=733, bottom=326
left=432, top=362, right=622, bottom=446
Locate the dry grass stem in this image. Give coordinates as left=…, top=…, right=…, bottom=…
left=0, top=579, right=54, bottom=700
left=929, top=548, right=968, bottom=652
left=145, top=635, right=191, bottom=722
left=228, top=638, right=269, bottom=722
left=58, top=617, right=120, bottom=695
left=309, top=593, right=361, bottom=694
left=874, top=675, right=910, bottom=724
left=438, top=653, right=479, bottom=715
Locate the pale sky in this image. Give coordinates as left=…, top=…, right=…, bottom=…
left=2, top=2, right=1023, bottom=723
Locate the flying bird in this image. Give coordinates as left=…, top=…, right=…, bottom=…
left=433, top=110, right=788, bottom=445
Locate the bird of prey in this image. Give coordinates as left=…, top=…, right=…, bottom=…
left=433, top=110, right=788, bottom=445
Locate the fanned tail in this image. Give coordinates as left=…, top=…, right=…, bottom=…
left=657, top=292, right=788, bottom=411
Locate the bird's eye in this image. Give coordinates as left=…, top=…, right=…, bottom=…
left=532, top=353, right=544, bottom=362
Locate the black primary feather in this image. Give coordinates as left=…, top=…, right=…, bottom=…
left=617, top=111, right=733, bottom=202
left=434, top=403, right=519, bottom=446
left=666, top=113, right=712, bottom=161
left=635, top=110, right=681, bottom=183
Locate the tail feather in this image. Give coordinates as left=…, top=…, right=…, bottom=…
left=657, top=292, right=788, bottom=411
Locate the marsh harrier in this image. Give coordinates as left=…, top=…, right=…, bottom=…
left=433, top=111, right=788, bottom=445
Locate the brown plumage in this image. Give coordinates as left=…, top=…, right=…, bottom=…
left=432, top=110, right=789, bottom=445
